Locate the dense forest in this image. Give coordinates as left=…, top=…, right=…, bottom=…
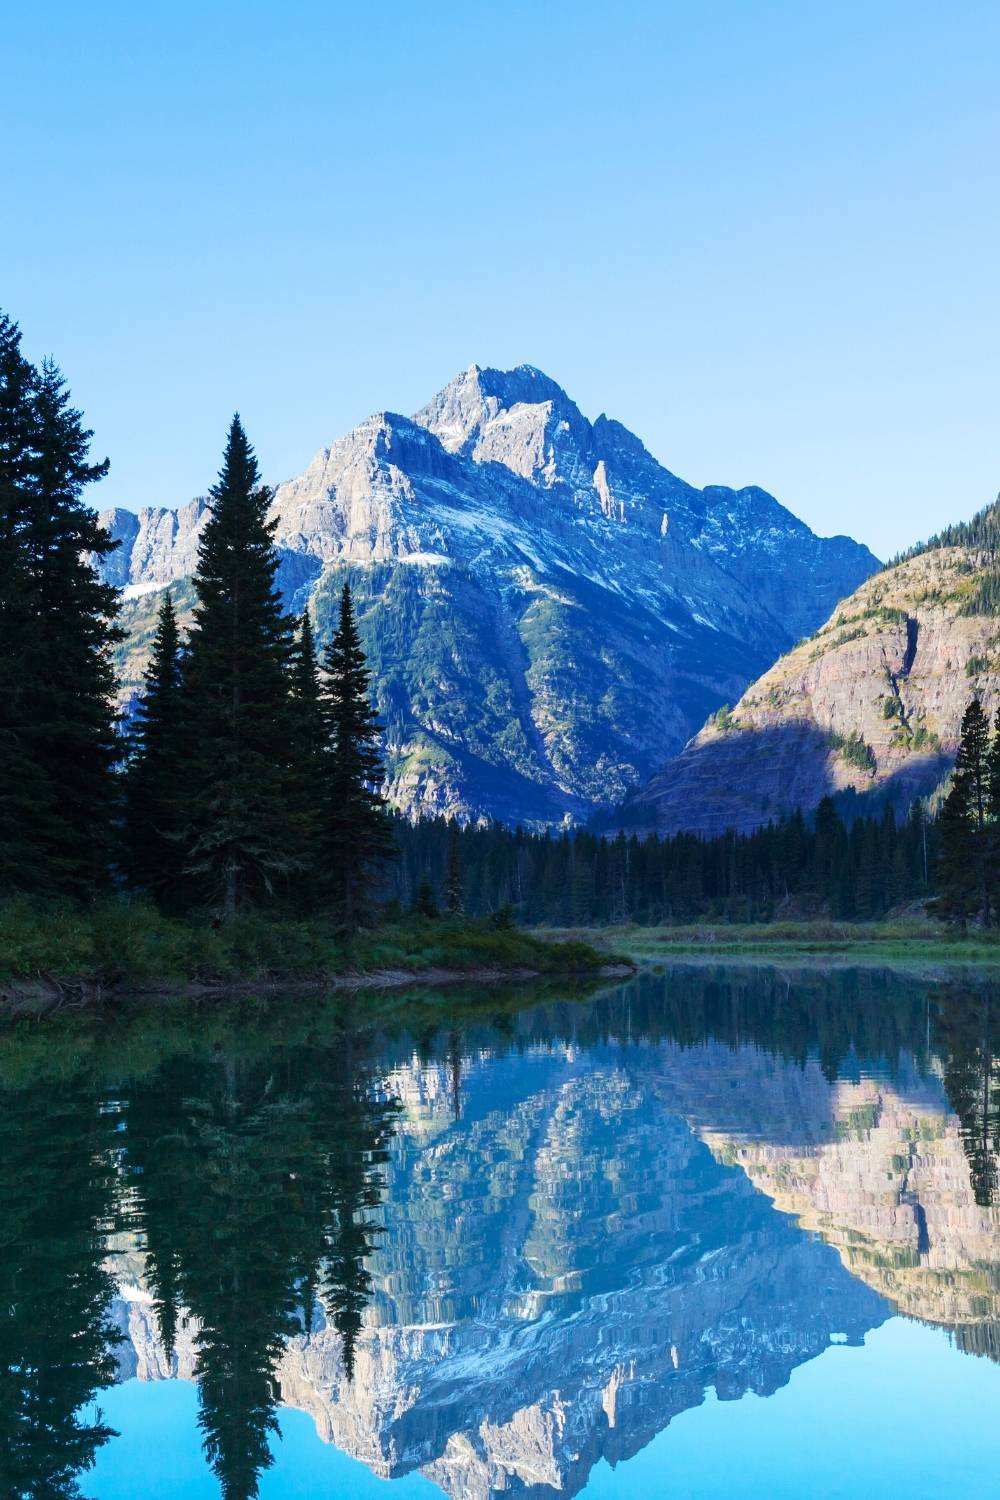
left=1, top=303, right=994, bottom=931
left=391, top=799, right=935, bottom=924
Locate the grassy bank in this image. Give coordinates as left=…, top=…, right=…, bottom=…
left=0, top=899, right=616, bottom=996
left=538, top=919, right=1000, bottom=964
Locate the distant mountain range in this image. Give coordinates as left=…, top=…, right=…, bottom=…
left=99, top=364, right=878, bottom=825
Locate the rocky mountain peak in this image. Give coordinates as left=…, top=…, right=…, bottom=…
left=100, top=364, right=879, bottom=826
left=414, top=361, right=592, bottom=490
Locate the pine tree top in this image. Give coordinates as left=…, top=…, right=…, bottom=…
left=188, top=415, right=287, bottom=636
left=138, top=592, right=182, bottom=704
left=212, top=413, right=261, bottom=503
left=293, top=611, right=320, bottom=688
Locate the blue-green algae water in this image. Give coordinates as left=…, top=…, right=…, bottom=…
left=5, top=964, right=1000, bottom=1499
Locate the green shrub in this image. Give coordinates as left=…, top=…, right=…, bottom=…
left=827, top=730, right=876, bottom=774
left=0, top=900, right=96, bottom=978
left=833, top=626, right=867, bottom=646
left=911, top=725, right=941, bottom=753
left=0, top=903, right=608, bottom=987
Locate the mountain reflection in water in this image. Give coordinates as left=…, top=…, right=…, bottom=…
left=4, top=967, right=1000, bottom=1499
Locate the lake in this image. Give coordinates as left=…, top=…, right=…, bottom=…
left=4, top=964, right=1000, bottom=1499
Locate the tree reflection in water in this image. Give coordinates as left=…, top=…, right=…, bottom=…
left=3, top=968, right=1000, bottom=1498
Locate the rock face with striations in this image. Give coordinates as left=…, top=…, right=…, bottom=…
left=630, top=531, right=1000, bottom=834
left=98, top=499, right=211, bottom=594
left=97, top=364, right=877, bottom=826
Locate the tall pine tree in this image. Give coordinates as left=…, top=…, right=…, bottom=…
left=0, top=323, right=121, bottom=898
left=445, top=819, right=464, bottom=914
left=124, top=592, right=188, bottom=909
left=937, top=697, right=993, bottom=925
left=0, top=313, right=55, bottom=889
left=179, top=417, right=297, bottom=915
left=319, top=583, right=395, bottom=928
left=286, top=611, right=327, bottom=906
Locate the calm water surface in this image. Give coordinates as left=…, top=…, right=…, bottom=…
left=5, top=965, right=1000, bottom=1499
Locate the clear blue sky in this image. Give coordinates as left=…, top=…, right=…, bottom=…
left=4, top=0, right=998, bottom=558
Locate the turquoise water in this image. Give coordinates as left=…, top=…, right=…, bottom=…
left=88, top=1385, right=439, bottom=1498
left=91, top=1320, right=1000, bottom=1499
left=5, top=965, right=1000, bottom=1498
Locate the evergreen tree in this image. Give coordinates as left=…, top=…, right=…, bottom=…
left=570, top=854, right=594, bottom=925
left=411, top=878, right=438, bottom=919
left=938, top=988, right=1000, bottom=1207
left=0, top=312, right=56, bottom=890
left=179, top=418, right=298, bottom=915
left=126, top=1030, right=398, bottom=1498
left=290, top=613, right=325, bottom=761
left=128, top=1050, right=310, bottom=1500
left=445, top=820, right=463, bottom=914
left=987, top=707, right=1000, bottom=910
left=124, top=592, right=188, bottom=909
left=937, top=697, right=993, bottom=925
left=0, top=328, right=121, bottom=898
left=0, top=1072, right=121, bottom=1498
left=319, top=583, right=395, bottom=927
left=286, top=612, right=327, bottom=905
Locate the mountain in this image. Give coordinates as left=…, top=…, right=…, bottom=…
left=628, top=500, right=1000, bottom=834
left=98, top=364, right=878, bottom=825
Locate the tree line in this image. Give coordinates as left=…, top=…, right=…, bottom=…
left=391, top=795, right=935, bottom=924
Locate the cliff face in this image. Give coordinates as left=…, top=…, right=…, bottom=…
left=96, top=363, right=876, bottom=826
left=631, top=544, right=1000, bottom=833
left=99, top=499, right=211, bottom=594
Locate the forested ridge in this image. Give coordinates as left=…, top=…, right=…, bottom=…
left=390, top=800, right=935, bottom=924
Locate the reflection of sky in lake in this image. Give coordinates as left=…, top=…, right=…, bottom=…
left=8, top=965, right=1000, bottom=1499
left=90, top=1320, right=1000, bottom=1499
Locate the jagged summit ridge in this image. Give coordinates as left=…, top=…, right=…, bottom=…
left=98, top=365, right=878, bottom=825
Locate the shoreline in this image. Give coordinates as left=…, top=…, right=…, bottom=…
left=0, top=961, right=635, bottom=1016
left=0, top=907, right=626, bottom=1016
left=537, top=921, right=1000, bottom=967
